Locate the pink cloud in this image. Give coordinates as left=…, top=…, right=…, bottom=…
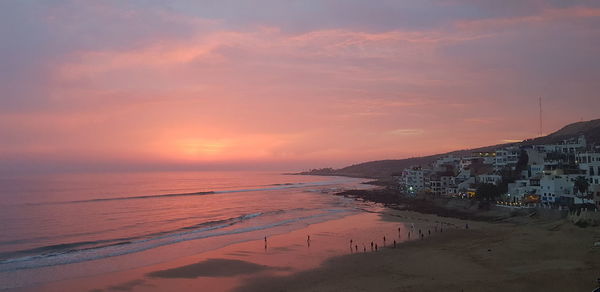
left=455, top=6, right=600, bottom=31
left=2, top=2, right=600, bottom=170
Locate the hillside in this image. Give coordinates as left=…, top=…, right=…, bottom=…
left=522, top=118, right=600, bottom=146
left=303, top=118, right=600, bottom=179
left=330, top=143, right=511, bottom=178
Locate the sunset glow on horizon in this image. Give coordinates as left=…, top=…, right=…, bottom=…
left=2, top=1, right=600, bottom=172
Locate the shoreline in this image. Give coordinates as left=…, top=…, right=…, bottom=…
left=15, top=201, right=600, bottom=292
left=0, top=175, right=374, bottom=290
left=236, top=209, right=600, bottom=292
left=23, top=209, right=430, bottom=292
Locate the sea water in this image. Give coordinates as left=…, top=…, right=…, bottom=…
left=0, top=171, right=371, bottom=289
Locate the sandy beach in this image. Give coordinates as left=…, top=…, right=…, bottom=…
left=20, top=208, right=600, bottom=292
left=239, top=210, right=600, bottom=292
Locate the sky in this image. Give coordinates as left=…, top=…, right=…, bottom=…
left=1, top=0, right=600, bottom=173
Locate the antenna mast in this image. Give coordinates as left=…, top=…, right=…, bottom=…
left=539, top=97, right=543, bottom=137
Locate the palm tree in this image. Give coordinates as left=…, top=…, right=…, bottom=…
left=574, top=176, right=590, bottom=198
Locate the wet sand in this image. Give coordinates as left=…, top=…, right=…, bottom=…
left=21, top=209, right=600, bottom=292
left=26, top=210, right=429, bottom=292
left=238, top=211, right=600, bottom=292
left=147, top=258, right=279, bottom=279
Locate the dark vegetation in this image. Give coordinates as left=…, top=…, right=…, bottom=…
left=475, top=183, right=502, bottom=202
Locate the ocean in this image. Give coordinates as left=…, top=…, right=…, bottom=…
left=0, top=171, right=372, bottom=289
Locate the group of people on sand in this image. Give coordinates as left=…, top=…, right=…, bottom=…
left=342, top=221, right=457, bottom=254
left=263, top=220, right=469, bottom=252
left=356, top=220, right=472, bottom=253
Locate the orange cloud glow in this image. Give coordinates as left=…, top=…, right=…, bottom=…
left=2, top=1, right=600, bottom=172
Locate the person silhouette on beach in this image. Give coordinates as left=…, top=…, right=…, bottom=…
left=393, top=240, right=396, bottom=248
left=363, top=245, right=366, bottom=252
left=264, top=236, right=268, bottom=250
left=355, top=245, right=358, bottom=252
left=375, top=244, right=378, bottom=251
left=408, top=231, right=411, bottom=239
left=465, top=223, right=469, bottom=230
left=350, top=239, right=353, bottom=246
left=383, top=236, right=386, bottom=246
left=370, top=241, right=374, bottom=251
left=428, top=230, right=431, bottom=236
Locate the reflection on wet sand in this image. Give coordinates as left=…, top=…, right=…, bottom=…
left=147, top=258, right=286, bottom=279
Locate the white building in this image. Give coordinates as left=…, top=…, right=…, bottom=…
left=525, top=148, right=547, bottom=165
left=428, top=176, right=442, bottom=195
left=433, top=156, right=460, bottom=172
left=472, top=152, right=496, bottom=165
left=476, top=174, right=502, bottom=185
left=402, top=167, right=430, bottom=194
left=495, top=147, right=520, bottom=170
left=455, top=169, right=472, bottom=184
left=524, top=164, right=544, bottom=179
left=441, top=175, right=456, bottom=195
left=459, top=158, right=474, bottom=171
left=457, top=177, right=476, bottom=192
left=538, top=173, right=576, bottom=203
left=576, top=151, right=600, bottom=207
left=428, top=173, right=456, bottom=196
left=576, top=152, right=600, bottom=185
left=507, top=179, right=533, bottom=201
left=554, top=135, right=587, bottom=154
